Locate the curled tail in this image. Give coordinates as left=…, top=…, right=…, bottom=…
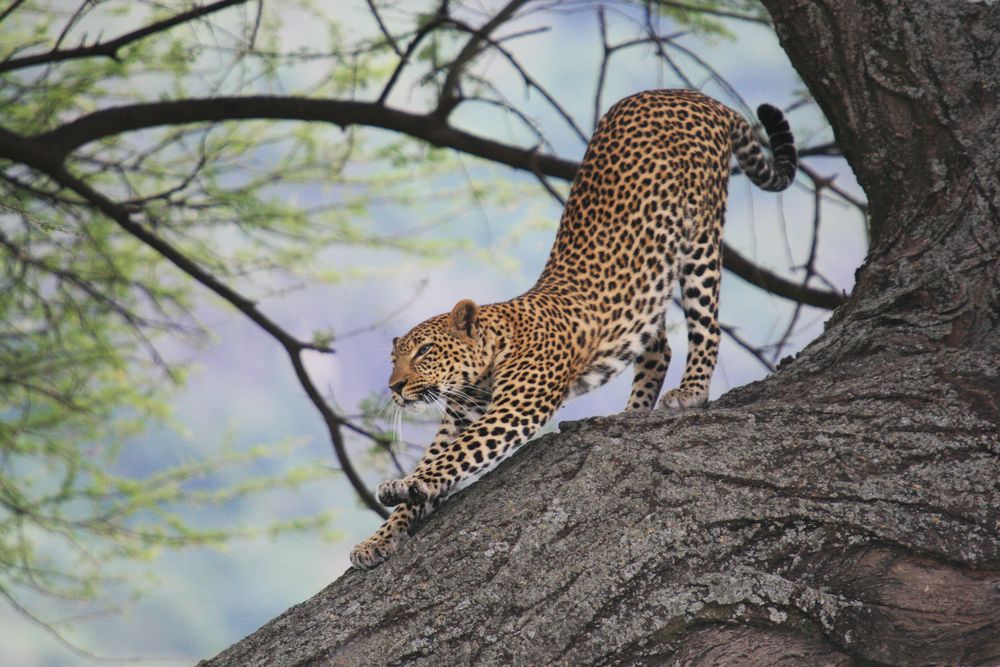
left=731, top=104, right=798, bottom=192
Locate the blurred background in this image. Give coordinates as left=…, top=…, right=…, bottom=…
left=0, top=1, right=865, bottom=663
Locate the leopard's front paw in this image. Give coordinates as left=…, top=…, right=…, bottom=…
left=350, top=532, right=404, bottom=570
left=659, top=387, right=708, bottom=410
left=377, top=477, right=431, bottom=507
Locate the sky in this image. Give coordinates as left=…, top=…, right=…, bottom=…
left=1, top=2, right=867, bottom=664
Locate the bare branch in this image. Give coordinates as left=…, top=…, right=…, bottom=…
left=377, top=3, right=450, bottom=105
left=436, top=0, right=529, bottom=117
left=51, top=1, right=91, bottom=54
left=719, top=319, right=776, bottom=373
left=0, top=0, right=250, bottom=75
left=798, top=141, right=840, bottom=158
left=798, top=161, right=867, bottom=211
left=643, top=3, right=697, bottom=89
left=723, top=244, right=845, bottom=310
left=673, top=296, right=776, bottom=373
left=0, top=585, right=131, bottom=663
left=442, top=18, right=588, bottom=144
left=0, top=0, right=28, bottom=26
left=365, top=0, right=403, bottom=57
left=770, top=183, right=824, bottom=360
left=594, top=7, right=611, bottom=131
left=28, top=97, right=579, bottom=174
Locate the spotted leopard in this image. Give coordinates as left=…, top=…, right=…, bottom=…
left=351, top=89, right=797, bottom=569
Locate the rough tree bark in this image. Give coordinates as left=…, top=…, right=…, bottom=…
left=202, top=2, right=999, bottom=665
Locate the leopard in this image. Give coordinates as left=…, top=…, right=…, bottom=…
left=350, top=89, right=797, bottom=569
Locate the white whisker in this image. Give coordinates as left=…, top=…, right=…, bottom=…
left=376, top=396, right=394, bottom=425
left=393, top=404, right=403, bottom=446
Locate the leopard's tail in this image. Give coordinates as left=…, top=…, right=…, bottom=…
left=731, top=104, right=797, bottom=192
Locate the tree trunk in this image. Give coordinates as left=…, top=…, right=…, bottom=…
left=201, top=2, right=1000, bottom=665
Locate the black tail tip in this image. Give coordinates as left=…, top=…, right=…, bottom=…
left=756, top=103, right=784, bottom=127
left=755, top=103, right=798, bottom=187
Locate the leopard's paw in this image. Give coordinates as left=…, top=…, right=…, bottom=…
left=659, top=387, right=708, bottom=410
left=350, top=532, right=404, bottom=570
left=377, top=477, right=430, bottom=507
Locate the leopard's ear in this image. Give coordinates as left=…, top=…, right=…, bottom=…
left=448, top=299, right=479, bottom=341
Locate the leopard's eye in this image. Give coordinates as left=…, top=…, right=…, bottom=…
left=414, top=343, right=434, bottom=358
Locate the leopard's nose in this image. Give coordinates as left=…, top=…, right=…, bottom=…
left=390, top=380, right=407, bottom=396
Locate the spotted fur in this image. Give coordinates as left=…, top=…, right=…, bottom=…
left=350, top=90, right=796, bottom=569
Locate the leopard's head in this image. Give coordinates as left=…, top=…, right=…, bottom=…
left=388, top=299, right=486, bottom=408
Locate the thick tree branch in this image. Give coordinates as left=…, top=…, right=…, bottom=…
left=34, top=97, right=578, bottom=176
left=19, top=97, right=846, bottom=310
left=0, top=0, right=250, bottom=74
left=200, top=345, right=1000, bottom=666
left=723, top=244, right=844, bottom=311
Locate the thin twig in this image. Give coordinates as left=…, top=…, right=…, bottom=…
left=771, top=183, right=824, bottom=360
left=376, top=3, right=449, bottom=105
left=593, top=7, right=611, bottom=131
left=439, top=17, right=588, bottom=143
left=436, top=0, right=529, bottom=117
left=0, top=0, right=28, bottom=25
left=0, top=0, right=250, bottom=74
left=366, top=0, right=403, bottom=57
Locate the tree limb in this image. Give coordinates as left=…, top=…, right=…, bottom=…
left=723, top=244, right=844, bottom=311
left=199, top=344, right=1000, bottom=666
left=15, top=97, right=847, bottom=310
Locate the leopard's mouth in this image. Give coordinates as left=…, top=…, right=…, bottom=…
left=394, top=387, right=439, bottom=409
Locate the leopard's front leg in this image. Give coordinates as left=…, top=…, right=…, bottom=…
left=350, top=388, right=488, bottom=568
left=375, top=387, right=487, bottom=506
left=349, top=502, right=423, bottom=569
left=380, top=376, right=563, bottom=509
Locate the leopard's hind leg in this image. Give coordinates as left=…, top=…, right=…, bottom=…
left=626, top=320, right=671, bottom=412
left=661, top=216, right=722, bottom=410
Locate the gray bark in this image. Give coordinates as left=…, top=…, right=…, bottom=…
left=201, top=2, right=1000, bottom=665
